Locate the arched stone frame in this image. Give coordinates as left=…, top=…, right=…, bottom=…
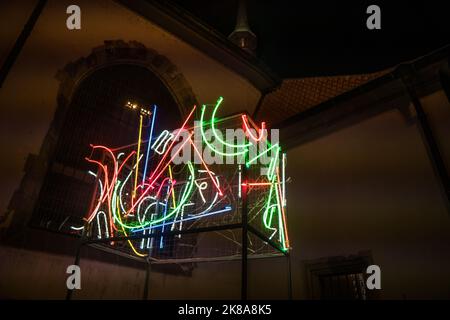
left=3, top=40, right=198, bottom=236
left=56, top=40, right=197, bottom=119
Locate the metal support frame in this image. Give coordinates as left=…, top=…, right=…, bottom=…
left=143, top=259, right=151, bottom=300
left=65, top=217, right=289, bottom=300
left=241, top=164, right=248, bottom=300
left=0, top=0, right=47, bottom=89
left=65, top=150, right=288, bottom=300
left=287, top=252, right=293, bottom=299
left=0, top=0, right=291, bottom=299
left=400, top=69, right=450, bottom=213
left=85, top=223, right=242, bottom=245
left=65, top=220, right=89, bottom=300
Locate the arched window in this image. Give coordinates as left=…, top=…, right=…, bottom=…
left=31, top=64, right=181, bottom=233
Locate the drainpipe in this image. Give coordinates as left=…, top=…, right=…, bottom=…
left=399, top=64, right=450, bottom=214
left=0, top=0, right=47, bottom=89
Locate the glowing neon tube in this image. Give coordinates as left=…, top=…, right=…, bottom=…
left=118, top=162, right=195, bottom=229
left=131, top=133, right=193, bottom=215
left=189, top=136, right=223, bottom=196
left=276, top=168, right=290, bottom=250
left=282, top=152, right=286, bottom=207
left=168, top=165, right=177, bottom=208
left=241, top=182, right=278, bottom=187
left=200, top=105, right=248, bottom=156
left=211, top=97, right=251, bottom=149
left=132, top=206, right=233, bottom=233
left=133, top=115, right=144, bottom=199
left=146, top=105, right=196, bottom=185
left=238, top=165, right=242, bottom=198
left=159, top=184, right=170, bottom=249
left=246, top=143, right=280, bottom=167
left=129, top=132, right=194, bottom=214
left=114, top=194, right=147, bottom=257
left=242, top=114, right=266, bottom=142
left=142, top=105, right=157, bottom=184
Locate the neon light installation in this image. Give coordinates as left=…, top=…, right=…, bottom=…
left=75, top=97, right=290, bottom=257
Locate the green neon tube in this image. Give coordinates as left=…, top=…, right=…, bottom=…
left=200, top=105, right=248, bottom=157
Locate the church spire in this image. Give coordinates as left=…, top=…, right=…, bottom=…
left=228, top=0, right=257, bottom=54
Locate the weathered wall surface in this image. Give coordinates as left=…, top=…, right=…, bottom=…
left=0, top=245, right=289, bottom=299
left=0, top=1, right=39, bottom=66
left=1, top=1, right=450, bottom=300
left=0, top=245, right=146, bottom=299
left=285, top=90, right=450, bottom=299
left=1, top=91, right=449, bottom=300
left=0, top=0, right=261, bottom=219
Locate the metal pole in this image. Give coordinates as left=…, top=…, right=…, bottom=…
left=241, top=164, right=248, bottom=300
left=66, top=220, right=89, bottom=300
left=142, top=259, right=151, bottom=300
left=0, top=0, right=47, bottom=89
left=65, top=157, right=100, bottom=300
left=86, top=223, right=242, bottom=245
left=66, top=150, right=105, bottom=300
left=287, top=253, right=293, bottom=299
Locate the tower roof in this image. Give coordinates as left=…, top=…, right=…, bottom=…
left=228, top=0, right=257, bottom=54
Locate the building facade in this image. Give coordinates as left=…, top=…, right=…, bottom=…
left=1, top=0, right=449, bottom=299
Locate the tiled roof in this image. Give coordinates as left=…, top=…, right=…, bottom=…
left=255, top=69, right=392, bottom=125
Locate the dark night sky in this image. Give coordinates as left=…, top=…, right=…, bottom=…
left=170, top=0, right=450, bottom=77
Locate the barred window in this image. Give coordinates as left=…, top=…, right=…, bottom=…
left=31, top=64, right=180, bottom=234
